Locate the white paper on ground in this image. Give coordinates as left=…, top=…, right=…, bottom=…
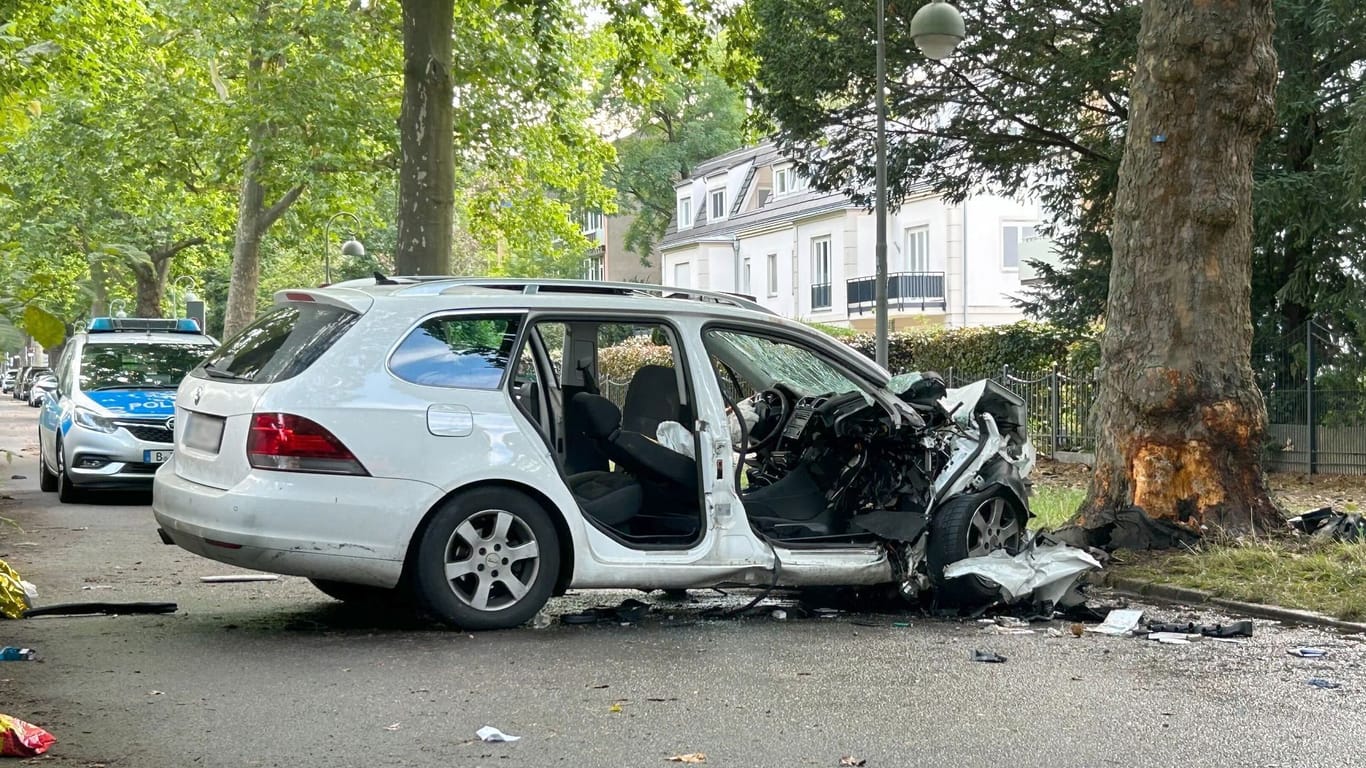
left=476, top=726, right=521, bottom=743
left=1086, top=608, right=1145, bottom=636
left=942, top=543, right=1102, bottom=605
left=1148, top=632, right=1203, bottom=645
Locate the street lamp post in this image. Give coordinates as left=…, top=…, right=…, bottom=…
left=171, top=276, right=205, bottom=331
left=873, top=0, right=966, bottom=369
left=322, top=212, right=366, bottom=285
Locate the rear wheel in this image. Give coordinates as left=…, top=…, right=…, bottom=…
left=927, top=490, right=1027, bottom=608
left=413, top=488, right=560, bottom=630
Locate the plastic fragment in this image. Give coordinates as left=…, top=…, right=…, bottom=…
left=666, top=753, right=706, bottom=763
left=971, top=650, right=1007, bottom=663
left=476, top=725, right=521, bottom=742
left=840, top=757, right=867, bottom=766
left=1289, top=647, right=1327, bottom=658
left=1307, top=678, right=1341, bottom=690
left=0, top=714, right=56, bottom=757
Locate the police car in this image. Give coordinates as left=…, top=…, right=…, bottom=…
left=38, top=317, right=217, bottom=502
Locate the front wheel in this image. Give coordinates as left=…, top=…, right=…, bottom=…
left=412, top=488, right=560, bottom=630
left=38, top=433, right=57, bottom=493
left=926, top=490, right=1027, bottom=608
left=55, top=438, right=84, bottom=504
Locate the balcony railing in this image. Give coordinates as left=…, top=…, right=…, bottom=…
left=811, top=282, right=832, bottom=311
left=846, top=272, right=946, bottom=314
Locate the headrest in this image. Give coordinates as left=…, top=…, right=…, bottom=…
left=571, top=393, right=622, bottom=438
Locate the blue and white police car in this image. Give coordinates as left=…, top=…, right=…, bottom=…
left=38, top=317, right=217, bottom=502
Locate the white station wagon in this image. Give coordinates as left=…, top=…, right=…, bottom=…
left=153, top=277, right=1036, bottom=629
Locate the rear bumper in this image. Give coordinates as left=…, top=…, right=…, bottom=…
left=152, top=464, right=441, bottom=588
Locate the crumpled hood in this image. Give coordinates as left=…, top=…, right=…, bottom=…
left=80, top=389, right=178, bottom=418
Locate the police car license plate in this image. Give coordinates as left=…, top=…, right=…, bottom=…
left=144, top=450, right=173, bottom=464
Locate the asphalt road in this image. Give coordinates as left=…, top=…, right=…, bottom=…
left=0, top=397, right=1364, bottom=767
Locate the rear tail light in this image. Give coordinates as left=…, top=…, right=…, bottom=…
left=246, top=413, right=369, bottom=476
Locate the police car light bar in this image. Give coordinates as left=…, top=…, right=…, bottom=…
left=88, top=317, right=202, bottom=333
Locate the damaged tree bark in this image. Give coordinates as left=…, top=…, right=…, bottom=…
left=1072, top=0, right=1284, bottom=547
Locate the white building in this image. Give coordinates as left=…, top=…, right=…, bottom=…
left=659, top=143, right=1051, bottom=331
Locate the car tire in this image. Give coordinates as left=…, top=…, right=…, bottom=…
left=413, top=487, right=560, bottom=630
left=38, top=437, right=57, bottom=493
left=926, top=490, right=1027, bottom=608
left=55, top=438, right=84, bottom=504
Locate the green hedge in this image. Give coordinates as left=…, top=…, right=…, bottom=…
left=842, top=321, right=1099, bottom=376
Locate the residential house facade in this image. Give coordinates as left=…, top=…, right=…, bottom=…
left=659, top=143, right=1050, bottom=330
left=581, top=211, right=661, bottom=284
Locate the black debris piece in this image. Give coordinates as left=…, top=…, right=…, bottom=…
left=851, top=510, right=928, bottom=543
left=971, top=650, right=1007, bottom=663
left=1146, top=620, right=1253, bottom=638
left=1289, top=507, right=1365, bottom=543
left=23, top=601, right=178, bottom=618
left=559, top=598, right=652, bottom=625
left=1307, top=678, right=1342, bottom=690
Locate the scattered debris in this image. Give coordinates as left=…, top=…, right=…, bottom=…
left=839, top=757, right=867, bottom=767
left=1289, top=647, right=1328, bottom=658
left=771, top=609, right=788, bottom=621
left=383, top=723, right=401, bottom=731
left=943, top=542, right=1101, bottom=607
left=476, top=726, right=521, bottom=743
left=609, top=703, right=623, bottom=713
left=813, top=607, right=841, bottom=619
left=971, top=650, right=1007, bottom=663
left=0, top=647, right=35, bottom=661
left=8, top=475, right=24, bottom=481
left=80, top=585, right=114, bottom=591
left=1046, top=627, right=1064, bottom=638
left=0, top=560, right=33, bottom=619
left=1148, top=620, right=1253, bottom=639
left=1069, top=623, right=1085, bottom=637
left=199, top=574, right=280, bottom=583
left=0, top=713, right=55, bottom=757
left=148, top=690, right=164, bottom=696
left=561, top=598, right=652, bottom=625
left=1289, top=507, right=1364, bottom=542
left=1147, top=632, right=1202, bottom=645
left=1306, top=678, right=1341, bottom=690
left=666, top=753, right=706, bottom=763
left=529, top=611, right=552, bottom=630
left=22, top=601, right=177, bottom=618
left=891, top=621, right=910, bottom=628
left=1087, top=609, right=1145, bottom=636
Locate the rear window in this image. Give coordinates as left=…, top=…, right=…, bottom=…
left=389, top=315, right=522, bottom=389
left=198, top=304, right=359, bottom=384
left=80, top=344, right=214, bottom=391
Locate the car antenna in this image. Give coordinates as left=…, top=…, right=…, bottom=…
left=373, top=271, right=398, bottom=286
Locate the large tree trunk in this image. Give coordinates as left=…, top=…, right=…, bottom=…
left=134, top=238, right=207, bottom=318
left=1072, top=0, right=1284, bottom=547
left=395, top=0, right=455, bottom=276
left=223, top=126, right=305, bottom=338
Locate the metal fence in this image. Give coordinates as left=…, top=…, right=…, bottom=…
left=942, top=365, right=1101, bottom=458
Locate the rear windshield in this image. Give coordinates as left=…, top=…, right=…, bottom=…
left=80, top=344, right=214, bottom=391
left=197, top=303, right=358, bottom=384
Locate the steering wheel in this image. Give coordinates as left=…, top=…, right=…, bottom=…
left=738, top=387, right=791, bottom=454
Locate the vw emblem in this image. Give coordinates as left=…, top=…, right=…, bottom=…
left=165, top=416, right=176, bottom=432
left=192, top=386, right=203, bottom=406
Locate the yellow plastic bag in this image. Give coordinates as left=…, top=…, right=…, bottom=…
left=0, top=560, right=33, bottom=619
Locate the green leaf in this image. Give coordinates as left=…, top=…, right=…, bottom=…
left=21, top=304, right=66, bottom=348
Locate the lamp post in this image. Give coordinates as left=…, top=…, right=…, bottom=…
left=322, top=212, right=366, bottom=285
left=172, top=276, right=205, bottom=331
left=873, top=0, right=965, bottom=369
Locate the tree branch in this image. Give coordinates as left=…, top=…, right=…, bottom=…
left=259, top=184, right=306, bottom=232
left=148, top=236, right=208, bottom=265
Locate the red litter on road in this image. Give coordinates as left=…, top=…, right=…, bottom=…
left=0, top=714, right=56, bottom=757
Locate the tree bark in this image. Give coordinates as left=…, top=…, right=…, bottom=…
left=1073, top=0, right=1284, bottom=546
left=396, top=0, right=455, bottom=276
left=133, top=238, right=207, bottom=317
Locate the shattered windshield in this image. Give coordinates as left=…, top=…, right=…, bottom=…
left=704, top=329, right=866, bottom=398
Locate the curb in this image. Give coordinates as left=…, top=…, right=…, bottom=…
left=1104, top=575, right=1366, bottom=635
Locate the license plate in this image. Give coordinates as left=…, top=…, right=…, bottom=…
left=144, top=450, right=173, bottom=464
left=184, top=413, right=225, bottom=453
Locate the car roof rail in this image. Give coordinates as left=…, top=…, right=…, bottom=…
left=403, top=277, right=775, bottom=315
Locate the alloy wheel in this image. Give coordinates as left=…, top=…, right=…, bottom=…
left=442, top=509, right=541, bottom=612
left=965, top=497, right=1022, bottom=557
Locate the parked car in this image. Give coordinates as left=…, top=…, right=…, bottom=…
left=27, top=372, right=57, bottom=407
left=38, top=317, right=217, bottom=502
left=14, top=367, right=49, bottom=401
left=153, top=277, right=1036, bottom=630
left=1, top=370, right=16, bottom=393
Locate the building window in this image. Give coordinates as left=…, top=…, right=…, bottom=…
left=710, top=188, right=727, bottom=221
left=583, top=254, right=604, bottom=281
left=903, top=226, right=929, bottom=272
left=677, top=197, right=693, bottom=229
left=774, top=166, right=794, bottom=196
left=741, top=257, right=752, bottom=294
left=1002, top=223, right=1036, bottom=270
left=583, top=211, right=602, bottom=232
left=811, top=237, right=831, bottom=310
left=767, top=253, right=778, bottom=296
left=673, top=261, right=691, bottom=288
